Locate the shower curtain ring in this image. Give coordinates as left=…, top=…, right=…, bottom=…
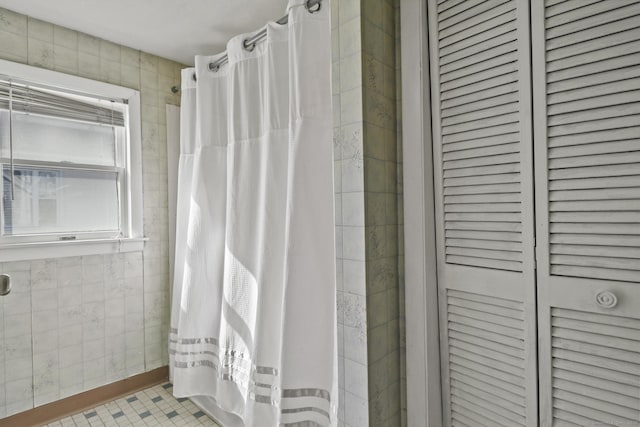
left=243, top=39, right=256, bottom=52
left=306, top=0, right=321, bottom=13
left=209, top=63, right=220, bottom=72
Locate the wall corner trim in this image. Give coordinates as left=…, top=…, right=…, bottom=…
left=399, top=0, right=443, bottom=425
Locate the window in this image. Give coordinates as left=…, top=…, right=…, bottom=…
left=0, top=59, right=144, bottom=261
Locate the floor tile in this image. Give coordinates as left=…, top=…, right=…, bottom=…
left=46, top=383, right=220, bottom=427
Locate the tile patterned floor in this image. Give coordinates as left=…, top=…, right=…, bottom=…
left=46, top=383, right=220, bottom=427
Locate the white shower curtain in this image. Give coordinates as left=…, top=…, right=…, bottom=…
left=169, top=67, right=196, bottom=382
left=170, top=1, right=337, bottom=426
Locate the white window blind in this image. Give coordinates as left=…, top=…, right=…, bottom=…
left=0, top=79, right=125, bottom=126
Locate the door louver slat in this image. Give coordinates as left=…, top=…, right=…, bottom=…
left=444, top=1, right=514, bottom=30
left=548, top=14, right=640, bottom=49
left=549, top=141, right=640, bottom=158
left=547, top=30, right=640, bottom=63
left=439, top=0, right=511, bottom=30
left=543, top=1, right=640, bottom=283
left=550, top=307, right=640, bottom=426
left=441, top=46, right=519, bottom=79
left=545, top=0, right=634, bottom=29
left=451, top=386, right=526, bottom=424
left=547, top=57, right=640, bottom=90
left=550, top=200, right=640, bottom=212
left=447, top=289, right=527, bottom=426
left=440, top=22, right=518, bottom=58
left=544, top=0, right=601, bottom=18
left=449, top=330, right=525, bottom=358
left=437, top=0, right=524, bottom=271
left=553, top=369, right=640, bottom=398
left=547, top=79, right=640, bottom=106
left=441, top=92, right=519, bottom=118
left=553, top=398, right=636, bottom=426
left=451, top=362, right=526, bottom=392
left=548, top=127, right=640, bottom=148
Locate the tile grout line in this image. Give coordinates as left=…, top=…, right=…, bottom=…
left=46, top=382, right=218, bottom=427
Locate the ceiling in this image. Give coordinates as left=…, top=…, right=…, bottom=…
left=0, top=0, right=289, bottom=65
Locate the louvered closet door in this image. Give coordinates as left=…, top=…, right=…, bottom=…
left=427, top=0, right=538, bottom=425
left=532, top=1, right=640, bottom=425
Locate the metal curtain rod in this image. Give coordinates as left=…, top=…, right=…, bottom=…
left=206, top=0, right=322, bottom=74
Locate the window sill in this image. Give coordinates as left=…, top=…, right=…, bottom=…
left=0, top=237, right=147, bottom=262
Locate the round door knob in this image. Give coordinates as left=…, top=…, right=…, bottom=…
left=595, top=291, right=617, bottom=309
left=0, top=274, right=10, bottom=296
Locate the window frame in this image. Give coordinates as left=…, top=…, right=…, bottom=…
left=0, top=59, right=145, bottom=262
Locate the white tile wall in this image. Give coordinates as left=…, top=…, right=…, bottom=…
left=332, top=0, right=405, bottom=426
left=0, top=255, right=146, bottom=414
left=0, top=6, right=183, bottom=418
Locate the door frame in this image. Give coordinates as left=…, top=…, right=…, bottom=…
left=400, top=0, right=443, bottom=425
